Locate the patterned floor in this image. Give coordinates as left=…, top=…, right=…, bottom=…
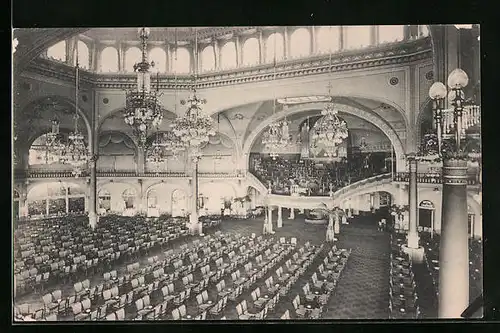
left=15, top=213, right=395, bottom=319
left=322, top=216, right=391, bottom=319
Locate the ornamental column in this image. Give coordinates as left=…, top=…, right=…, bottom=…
left=407, top=157, right=419, bottom=248
left=277, top=206, right=283, bottom=228
left=267, top=206, right=273, bottom=233
left=288, top=208, right=295, bottom=220
left=189, top=155, right=202, bottom=235
left=334, top=210, right=340, bottom=234
left=88, top=155, right=98, bottom=229
left=438, top=158, right=469, bottom=318
left=137, top=147, right=145, bottom=174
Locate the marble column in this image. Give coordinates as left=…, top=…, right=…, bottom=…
left=267, top=206, right=273, bottom=233
left=189, top=156, right=201, bottom=235
left=407, top=157, right=419, bottom=248
left=277, top=206, right=283, bottom=228
left=88, top=155, right=98, bottom=229
left=288, top=208, right=295, bottom=220
left=334, top=211, right=340, bottom=234
left=438, top=158, right=469, bottom=318
left=137, top=147, right=145, bottom=174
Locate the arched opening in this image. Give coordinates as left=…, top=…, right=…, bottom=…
left=290, top=28, right=311, bottom=58
left=124, top=47, right=142, bottom=73
left=201, top=45, right=215, bottom=72
left=149, top=47, right=167, bottom=73
left=172, top=47, right=191, bottom=74
left=76, top=40, right=90, bottom=69
left=220, top=41, right=237, bottom=70
left=147, top=189, right=159, bottom=217
left=171, top=189, right=187, bottom=217
left=419, top=199, right=435, bottom=233
left=27, top=182, right=85, bottom=217
left=122, top=188, right=136, bottom=211
left=47, top=40, right=66, bottom=62
left=242, top=37, right=260, bottom=66
left=98, top=189, right=111, bottom=214
left=100, top=47, right=119, bottom=72
left=265, top=33, right=284, bottom=63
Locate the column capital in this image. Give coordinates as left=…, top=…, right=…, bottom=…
left=442, top=158, right=468, bottom=185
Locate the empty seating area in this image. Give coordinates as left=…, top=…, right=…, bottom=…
left=14, top=212, right=355, bottom=322
left=388, top=233, right=420, bottom=318
left=420, top=233, right=483, bottom=302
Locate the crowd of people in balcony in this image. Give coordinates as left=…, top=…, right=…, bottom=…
left=250, top=152, right=391, bottom=196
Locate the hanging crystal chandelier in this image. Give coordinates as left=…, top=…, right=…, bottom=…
left=146, top=133, right=167, bottom=171
left=62, top=51, right=89, bottom=178
left=261, top=36, right=290, bottom=158
left=312, top=102, right=349, bottom=157
left=172, top=87, right=215, bottom=149
left=262, top=122, right=287, bottom=159
left=124, top=27, right=164, bottom=146
left=311, top=48, right=349, bottom=158
left=65, top=119, right=89, bottom=178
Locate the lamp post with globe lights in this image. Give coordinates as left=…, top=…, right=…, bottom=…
left=427, top=68, right=481, bottom=318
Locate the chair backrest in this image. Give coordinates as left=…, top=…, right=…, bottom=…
left=110, top=270, right=117, bottom=279
left=281, top=309, right=290, bottom=319
left=106, top=312, right=117, bottom=320
left=311, top=272, right=318, bottom=282
left=103, top=289, right=112, bottom=300
left=74, top=282, right=83, bottom=292
left=82, top=298, right=91, bottom=310
left=72, top=302, right=82, bottom=315
left=236, top=303, right=243, bottom=316
left=251, top=290, right=257, bottom=301
left=45, top=313, right=57, bottom=321
left=302, top=284, right=309, bottom=295
left=179, top=304, right=186, bottom=317
left=280, top=237, right=285, bottom=244
left=202, top=290, right=208, bottom=301
left=82, top=279, right=90, bottom=288
left=116, top=308, right=125, bottom=320
left=291, top=238, right=297, bottom=245
left=135, top=298, right=144, bottom=311
left=143, top=295, right=150, bottom=306
left=42, top=293, right=53, bottom=305
left=196, top=294, right=203, bottom=305
left=104, top=272, right=110, bottom=281
left=168, top=283, right=174, bottom=293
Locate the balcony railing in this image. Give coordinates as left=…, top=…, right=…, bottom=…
left=392, top=172, right=479, bottom=185
left=14, top=169, right=242, bottom=179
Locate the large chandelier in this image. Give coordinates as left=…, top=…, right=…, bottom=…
left=312, top=101, right=348, bottom=157
left=261, top=36, right=291, bottom=158
left=262, top=121, right=290, bottom=159
left=146, top=132, right=167, bottom=171
left=172, top=87, right=215, bottom=150
left=124, top=27, right=163, bottom=146
left=62, top=52, right=89, bottom=178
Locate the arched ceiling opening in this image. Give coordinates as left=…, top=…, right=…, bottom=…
left=16, top=96, right=91, bottom=149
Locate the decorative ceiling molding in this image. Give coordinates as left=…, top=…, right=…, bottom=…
left=22, top=37, right=432, bottom=90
